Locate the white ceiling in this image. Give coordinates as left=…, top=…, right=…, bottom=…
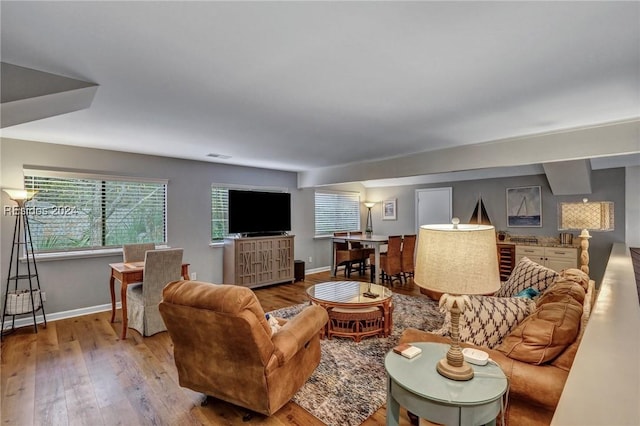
left=1, top=1, right=639, bottom=180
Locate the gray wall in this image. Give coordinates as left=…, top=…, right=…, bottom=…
left=364, top=169, right=626, bottom=284
left=0, top=138, right=306, bottom=314
left=0, top=137, right=626, bottom=318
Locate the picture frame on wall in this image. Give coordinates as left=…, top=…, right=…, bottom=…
left=382, top=199, right=397, bottom=221
left=506, top=186, right=542, bottom=227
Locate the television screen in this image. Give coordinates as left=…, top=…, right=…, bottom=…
left=228, top=190, right=291, bottom=235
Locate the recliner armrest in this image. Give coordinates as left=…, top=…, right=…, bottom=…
left=271, top=305, right=328, bottom=366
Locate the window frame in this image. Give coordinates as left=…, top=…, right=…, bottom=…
left=22, top=168, right=168, bottom=255
left=314, top=189, right=361, bottom=237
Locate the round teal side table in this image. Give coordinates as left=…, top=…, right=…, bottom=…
left=385, top=342, right=507, bottom=426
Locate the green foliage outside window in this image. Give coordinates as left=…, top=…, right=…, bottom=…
left=24, top=175, right=166, bottom=252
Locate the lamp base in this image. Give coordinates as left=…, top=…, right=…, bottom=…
left=436, top=357, right=474, bottom=381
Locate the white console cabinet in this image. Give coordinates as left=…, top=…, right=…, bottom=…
left=515, top=245, right=578, bottom=272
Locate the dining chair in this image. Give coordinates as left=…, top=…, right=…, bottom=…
left=400, top=234, right=417, bottom=283
left=122, top=242, right=156, bottom=263
left=350, top=231, right=375, bottom=274
left=127, top=248, right=183, bottom=336
left=333, top=232, right=364, bottom=277
left=369, top=235, right=402, bottom=286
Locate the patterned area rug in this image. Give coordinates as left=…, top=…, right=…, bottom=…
left=268, top=293, right=443, bottom=426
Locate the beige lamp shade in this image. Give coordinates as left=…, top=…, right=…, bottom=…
left=559, top=199, right=614, bottom=232
left=363, top=201, right=376, bottom=208
left=2, top=188, right=36, bottom=201
left=414, top=223, right=501, bottom=295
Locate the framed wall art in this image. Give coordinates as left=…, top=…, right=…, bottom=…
left=382, top=199, right=397, bottom=220
left=506, top=186, right=542, bottom=227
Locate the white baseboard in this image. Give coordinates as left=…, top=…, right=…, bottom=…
left=2, top=302, right=121, bottom=330
left=2, top=267, right=335, bottom=331
left=305, top=265, right=330, bottom=275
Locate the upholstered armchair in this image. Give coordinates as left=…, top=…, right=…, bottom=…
left=159, top=280, right=329, bottom=416
left=127, top=248, right=183, bottom=336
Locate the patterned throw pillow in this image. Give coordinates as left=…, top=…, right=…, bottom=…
left=433, top=295, right=536, bottom=349
left=496, top=256, right=559, bottom=297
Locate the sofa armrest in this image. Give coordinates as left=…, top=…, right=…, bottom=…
left=271, top=305, right=328, bottom=366
left=399, top=328, right=568, bottom=411
left=489, top=350, right=568, bottom=410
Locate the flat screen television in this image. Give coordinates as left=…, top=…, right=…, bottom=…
left=228, top=189, right=291, bottom=235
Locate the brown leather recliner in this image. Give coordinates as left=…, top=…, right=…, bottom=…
left=159, top=280, right=329, bottom=416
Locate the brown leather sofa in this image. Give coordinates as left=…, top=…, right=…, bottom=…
left=400, top=270, right=595, bottom=426
left=159, top=280, right=328, bottom=416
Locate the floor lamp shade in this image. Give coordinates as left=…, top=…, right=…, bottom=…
left=414, top=222, right=501, bottom=381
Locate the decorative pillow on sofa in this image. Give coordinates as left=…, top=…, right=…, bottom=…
left=434, top=295, right=536, bottom=349
left=496, top=256, right=559, bottom=297
left=497, top=279, right=585, bottom=365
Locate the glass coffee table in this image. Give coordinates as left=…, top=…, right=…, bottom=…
left=306, top=281, right=393, bottom=342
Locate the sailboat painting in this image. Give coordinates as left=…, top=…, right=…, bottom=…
left=506, top=186, right=542, bottom=227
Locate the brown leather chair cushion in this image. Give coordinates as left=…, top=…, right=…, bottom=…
left=497, top=280, right=584, bottom=365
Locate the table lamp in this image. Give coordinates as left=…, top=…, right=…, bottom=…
left=558, top=198, right=614, bottom=275
left=413, top=218, right=501, bottom=381
left=364, top=202, right=376, bottom=237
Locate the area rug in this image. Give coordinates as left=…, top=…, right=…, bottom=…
left=268, top=293, right=443, bottom=426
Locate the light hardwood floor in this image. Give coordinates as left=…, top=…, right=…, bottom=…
left=1, top=269, right=419, bottom=426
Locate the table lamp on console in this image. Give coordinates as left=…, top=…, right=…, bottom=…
left=558, top=198, right=614, bottom=275
left=413, top=218, right=500, bottom=381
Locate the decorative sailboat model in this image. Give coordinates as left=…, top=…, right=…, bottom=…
left=469, top=195, right=492, bottom=225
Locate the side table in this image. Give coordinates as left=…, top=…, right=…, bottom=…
left=385, top=342, right=507, bottom=426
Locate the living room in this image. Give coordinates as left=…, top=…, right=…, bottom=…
left=2, top=2, right=640, bottom=425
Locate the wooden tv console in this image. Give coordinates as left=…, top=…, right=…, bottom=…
left=223, top=235, right=295, bottom=288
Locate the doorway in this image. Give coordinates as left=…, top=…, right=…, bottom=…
left=415, top=187, right=453, bottom=232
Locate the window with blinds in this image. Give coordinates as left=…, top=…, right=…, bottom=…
left=211, top=187, right=229, bottom=241
left=23, top=171, right=167, bottom=252
left=314, top=190, right=361, bottom=236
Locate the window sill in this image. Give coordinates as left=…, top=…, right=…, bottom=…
left=24, top=244, right=171, bottom=262
left=27, top=248, right=123, bottom=262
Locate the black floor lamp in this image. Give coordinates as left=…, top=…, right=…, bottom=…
left=364, top=202, right=375, bottom=237
left=2, top=189, right=46, bottom=338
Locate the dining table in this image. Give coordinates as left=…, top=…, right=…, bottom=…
left=109, top=261, right=190, bottom=339
left=330, top=234, right=389, bottom=284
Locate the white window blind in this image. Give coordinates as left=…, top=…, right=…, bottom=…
left=211, top=187, right=229, bottom=241
left=23, top=172, right=167, bottom=252
left=314, top=190, right=361, bottom=236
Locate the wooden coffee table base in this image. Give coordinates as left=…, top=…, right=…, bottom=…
left=307, top=281, right=393, bottom=343
left=326, top=305, right=393, bottom=342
